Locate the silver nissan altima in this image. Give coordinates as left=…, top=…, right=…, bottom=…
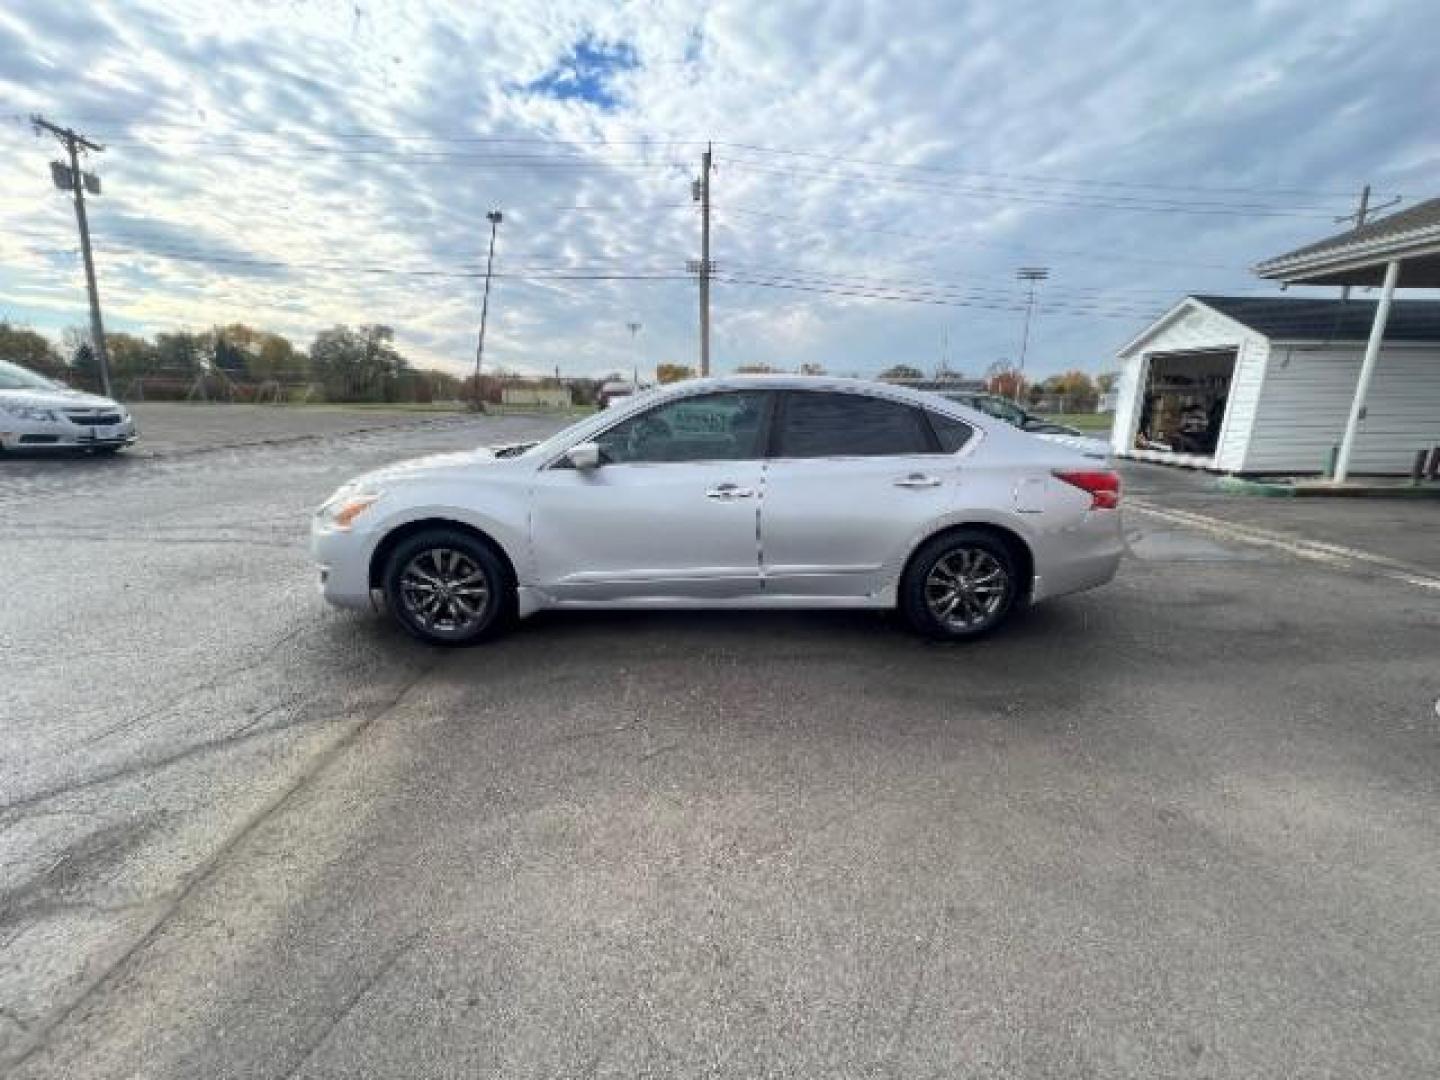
left=311, top=376, right=1122, bottom=645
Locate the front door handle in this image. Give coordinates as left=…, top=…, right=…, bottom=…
left=706, top=483, right=755, bottom=500
left=894, top=474, right=942, bottom=489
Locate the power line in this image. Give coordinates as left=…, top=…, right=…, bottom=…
left=714, top=273, right=1158, bottom=320
left=714, top=255, right=1258, bottom=302
left=7, top=115, right=1386, bottom=201
left=715, top=141, right=1394, bottom=201
left=715, top=205, right=1243, bottom=270
left=723, top=161, right=1344, bottom=218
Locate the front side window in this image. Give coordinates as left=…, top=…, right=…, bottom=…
left=594, top=391, right=770, bottom=464
left=776, top=391, right=934, bottom=458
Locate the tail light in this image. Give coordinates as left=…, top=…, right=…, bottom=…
left=1053, top=469, right=1120, bottom=510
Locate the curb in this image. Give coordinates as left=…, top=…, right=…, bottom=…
left=1291, top=484, right=1440, bottom=500
left=1214, top=476, right=1295, bottom=498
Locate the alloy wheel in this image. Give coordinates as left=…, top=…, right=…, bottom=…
left=924, top=547, right=1010, bottom=631
left=397, top=547, right=491, bottom=635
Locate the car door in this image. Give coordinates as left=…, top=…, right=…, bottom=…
left=530, top=390, right=773, bottom=601
left=761, top=389, right=973, bottom=598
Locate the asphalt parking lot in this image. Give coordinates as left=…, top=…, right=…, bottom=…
left=2, top=407, right=1438, bottom=1078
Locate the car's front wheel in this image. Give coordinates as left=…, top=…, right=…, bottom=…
left=381, top=528, right=512, bottom=646
left=900, top=530, right=1019, bottom=641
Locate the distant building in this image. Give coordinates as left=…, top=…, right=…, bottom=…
left=501, top=384, right=572, bottom=408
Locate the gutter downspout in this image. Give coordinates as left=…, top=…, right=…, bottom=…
left=1333, top=258, right=1400, bottom=483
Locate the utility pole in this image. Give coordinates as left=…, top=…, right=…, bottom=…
left=691, top=143, right=713, bottom=376
left=1014, top=267, right=1049, bottom=403
left=1332, top=185, right=1397, bottom=302
left=472, top=209, right=503, bottom=411
left=626, top=321, right=642, bottom=386
left=33, top=116, right=111, bottom=397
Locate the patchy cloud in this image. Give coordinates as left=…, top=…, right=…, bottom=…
left=0, top=0, right=1436, bottom=380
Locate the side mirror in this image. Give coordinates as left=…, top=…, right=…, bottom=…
left=565, top=441, right=602, bottom=470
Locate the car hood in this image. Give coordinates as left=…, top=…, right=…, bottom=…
left=0, top=387, right=122, bottom=410
left=344, top=446, right=511, bottom=489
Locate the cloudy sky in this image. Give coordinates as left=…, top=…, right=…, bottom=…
left=1, top=0, right=1437, bottom=380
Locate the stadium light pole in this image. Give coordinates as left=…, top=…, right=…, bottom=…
left=472, top=209, right=503, bottom=411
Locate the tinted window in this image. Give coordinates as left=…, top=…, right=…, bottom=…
left=777, top=392, right=933, bottom=458
left=926, top=411, right=975, bottom=452
left=595, top=391, right=769, bottom=464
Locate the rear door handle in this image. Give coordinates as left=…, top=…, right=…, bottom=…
left=894, top=474, right=942, bottom=489
left=706, top=483, right=755, bottom=499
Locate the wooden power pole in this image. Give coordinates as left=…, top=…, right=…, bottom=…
left=692, top=144, right=713, bottom=376
left=33, top=115, right=111, bottom=396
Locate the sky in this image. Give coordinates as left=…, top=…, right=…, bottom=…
left=1, top=0, right=1438, bottom=382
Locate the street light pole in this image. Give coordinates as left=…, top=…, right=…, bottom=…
left=472, top=209, right=503, bottom=411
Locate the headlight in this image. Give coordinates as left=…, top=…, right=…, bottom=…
left=0, top=402, right=58, bottom=422
left=316, top=488, right=381, bottom=530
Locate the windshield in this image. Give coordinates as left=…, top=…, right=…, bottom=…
left=0, top=359, right=62, bottom=391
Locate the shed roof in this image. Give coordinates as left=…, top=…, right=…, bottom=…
left=1193, top=295, right=1440, bottom=342
left=1253, top=196, right=1440, bottom=286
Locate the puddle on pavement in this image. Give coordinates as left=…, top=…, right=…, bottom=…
left=1125, top=526, right=1265, bottom=562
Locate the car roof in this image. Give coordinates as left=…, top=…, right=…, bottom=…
left=651, top=374, right=971, bottom=410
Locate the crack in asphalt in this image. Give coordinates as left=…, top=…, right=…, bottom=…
left=1, top=655, right=445, bottom=1072
left=64, top=622, right=312, bottom=753
left=278, top=934, right=422, bottom=1080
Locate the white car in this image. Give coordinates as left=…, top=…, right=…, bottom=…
left=0, top=360, right=137, bottom=453
left=312, top=376, right=1123, bottom=645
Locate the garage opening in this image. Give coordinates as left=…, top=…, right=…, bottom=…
left=1132, top=349, right=1236, bottom=465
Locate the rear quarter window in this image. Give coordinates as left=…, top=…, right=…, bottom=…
left=925, top=411, right=976, bottom=453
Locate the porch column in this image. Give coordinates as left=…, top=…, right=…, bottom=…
left=1333, top=258, right=1400, bottom=483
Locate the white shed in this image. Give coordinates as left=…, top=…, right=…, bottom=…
left=1111, top=295, right=1440, bottom=475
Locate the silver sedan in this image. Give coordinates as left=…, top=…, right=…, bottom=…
left=311, top=376, right=1123, bottom=645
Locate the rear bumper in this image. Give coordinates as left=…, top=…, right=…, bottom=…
left=1030, top=509, right=1124, bottom=602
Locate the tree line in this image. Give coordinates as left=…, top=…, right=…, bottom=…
left=0, top=321, right=464, bottom=403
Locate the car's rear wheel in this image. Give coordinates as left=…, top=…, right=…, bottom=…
left=900, top=530, right=1019, bottom=641
left=381, top=528, right=511, bottom=646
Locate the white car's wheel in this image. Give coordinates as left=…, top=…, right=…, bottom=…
left=381, top=529, right=512, bottom=646
left=901, top=530, right=1019, bottom=641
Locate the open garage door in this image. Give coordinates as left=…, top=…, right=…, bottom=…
left=1133, top=349, right=1236, bottom=466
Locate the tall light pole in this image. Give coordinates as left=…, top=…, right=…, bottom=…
left=472, top=209, right=503, bottom=411
left=1014, top=267, right=1049, bottom=403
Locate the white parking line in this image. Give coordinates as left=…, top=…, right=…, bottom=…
left=1128, top=498, right=1440, bottom=593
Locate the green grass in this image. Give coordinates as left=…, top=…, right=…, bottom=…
left=284, top=401, right=468, bottom=412
left=1045, top=412, right=1113, bottom=432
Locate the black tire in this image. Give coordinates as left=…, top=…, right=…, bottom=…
left=381, top=528, right=513, bottom=646
left=899, top=529, right=1020, bottom=641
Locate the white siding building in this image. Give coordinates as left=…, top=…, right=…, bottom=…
left=1112, top=295, right=1440, bottom=475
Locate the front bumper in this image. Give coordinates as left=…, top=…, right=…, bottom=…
left=310, top=519, right=381, bottom=610
left=0, top=415, right=137, bottom=450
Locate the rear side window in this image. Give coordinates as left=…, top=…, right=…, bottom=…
left=925, top=411, right=975, bottom=453
left=776, top=391, right=935, bottom=458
